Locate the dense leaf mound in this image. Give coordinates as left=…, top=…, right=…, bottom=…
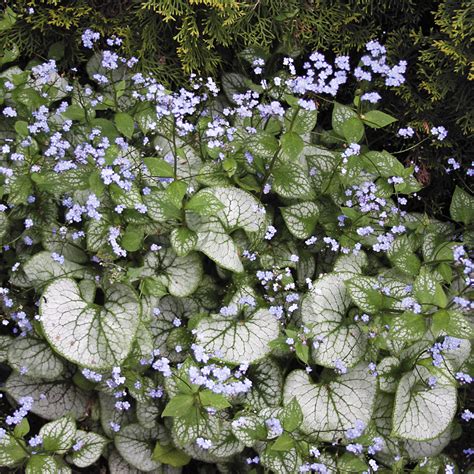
left=0, top=25, right=472, bottom=473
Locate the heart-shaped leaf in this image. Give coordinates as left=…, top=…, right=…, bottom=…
left=6, top=372, right=88, bottom=420
left=40, top=278, right=140, bottom=369
left=283, top=364, right=377, bottom=442
left=7, top=337, right=65, bottom=380
left=114, top=424, right=161, bottom=472
left=280, top=202, right=319, bottom=239
left=195, top=308, right=279, bottom=364
left=302, top=274, right=367, bottom=368
left=68, top=431, right=108, bottom=468
left=392, top=366, right=457, bottom=441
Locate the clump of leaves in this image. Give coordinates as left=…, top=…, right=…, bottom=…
left=0, top=21, right=472, bottom=474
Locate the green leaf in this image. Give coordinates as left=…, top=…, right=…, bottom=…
left=68, top=431, right=107, bottom=468
left=392, top=366, right=457, bottom=441
left=414, top=268, right=447, bottom=308
left=143, top=157, right=174, bottom=177
left=0, top=433, right=27, bottom=467
left=295, top=341, right=309, bottom=364
left=359, top=150, right=405, bottom=177
left=152, top=443, right=191, bottom=467
left=280, top=202, right=319, bottom=239
left=170, top=227, right=198, bottom=256
left=280, top=131, right=304, bottom=160
left=26, top=455, right=66, bottom=474
left=48, top=41, right=65, bottom=61
left=63, top=104, right=86, bottom=121
left=195, top=308, right=279, bottom=364
left=0, top=7, right=17, bottom=32
left=114, top=112, right=135, bottom=138
left=387, top=236, right=421, bottom=276
left=140, top=276, right=168, bottom=298
left=162, top=394, right=195, bottom=417
left=40, top=278, right=140, bottom=370
left=342, top=117, right=365, bottom=142
left=0, top=44, right=20, bottom=66
left=450, top=186, right=474, bottom=225
left=337, top=453, right=368, bottom=472
left=121, top=227, right=144, bottom=252
left=281, top=397, right=303, bottom=432
left=6, top=175, right=33, bottom=205
left=431, top=310, right=474, bottom=339
left=290, top=107, right=318, bottom=134
left=273, top=161, right=315, bottom=200
left=283, top=364, right=377, bottom=442
left=332, top=102, right=358, bottom=137
left=167, top=180, right=187, bottom=206
left=88, top=170, right=105, bottom=196
left=185, top=192, right=225, bottom=216
left=383, top=313, right=426, bottom=351
left=13, top=418, right=30, bottom=438
left=346, top=276, right=384, bottom=313
left=362, top=110, right=397, bottom=129
left=303, top=274, right=367, bottom=368
left=39, top=416, right=76, bottom=453
left=271, top=432, right=294, bottom=451
left=199, top=390, right=231, bottom=410
left=14, top=120, right=29, bottom=136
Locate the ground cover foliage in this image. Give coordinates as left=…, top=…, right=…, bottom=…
left=0, top=15, right=473, bottom=474
left=1, top=0, right=473, bottom=213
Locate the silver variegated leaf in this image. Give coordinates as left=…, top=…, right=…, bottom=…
left=114, top=424, right=161, bottom=472
left=144, top=246, right=202, bottom=297
left=40, top=278, right=140, bottom=369
left=68, top=430, right=107, bottom=468
left=260, top=446, right=301, bottom=474
left=378, top=356, right=400, bottom=393
left=283, top=364, right=377, bottom=442
left=280, top=202, right=319, bottom=239
left=244, top=358, right=283, bottom=410
left=6, top=372, right=89, bottom=420
left=187, top=215, right=243, bottom=273
left=23, top=251, right=87, bottom=286
left=99, top=393, right=135, bottom=439
left=195, top=308, right=280, bottom=364
left=195, top=187, right=266, bottom=235
left=7, top=337, right=65, bottom=380
left=182, top=419, right=244, bottom=463
left=302, top=274, right=367, bottom=369
left=392, top=365, right=457, bottom=441
left=333, top=251, right=368, bottom=280
left=39, top=416, right=76, bottom=454
left=0, top=335, right=12, bottom=362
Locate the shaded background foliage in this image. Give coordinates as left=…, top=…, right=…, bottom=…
left=1, top=0, right=473, bottom=215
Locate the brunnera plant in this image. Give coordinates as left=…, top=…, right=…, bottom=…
left=0, top=23, right=473, bottom=474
